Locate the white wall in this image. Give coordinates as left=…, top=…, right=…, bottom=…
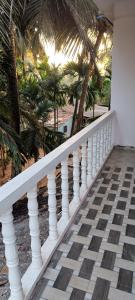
left=111, top=0, right=135, bottom=146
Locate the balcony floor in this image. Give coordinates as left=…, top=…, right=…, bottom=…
left=31, top=147, right=135, bottom=300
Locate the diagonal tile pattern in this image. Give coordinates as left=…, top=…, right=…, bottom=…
left=31, top=148, right=135, bottom=300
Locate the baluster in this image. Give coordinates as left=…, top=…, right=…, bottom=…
left=87, top=136, right=93, bottom=186
left=96, top=130, right=100, bottom=171
left=105, top=122, right=108, bottom=154
left=100, top=127, right=104, bottom=165
left=27, top=187, right=43, bottom=269
left=92, top=132, right=97, bottom=177
left=105, top=124, right=108, bottom=155
left=0, top=209, right=24, bottom=300
left=98, top=129, right=101, bottom=170
left=48, top=170, right=58, bottom=240
left=80, top=142, right=87, bottom=196
left=61, top=158, right=69, bottom=223
left=107, top=121, right=110, bottom=152
left=73, top=149, right=80, bottom=204
left=109, top=119, right=113, bottom=148
left=98, top=129, right=102, bottom=167
left=103, top=125, right=106, bottom=160
left=107, top=123, right=110, bottom=153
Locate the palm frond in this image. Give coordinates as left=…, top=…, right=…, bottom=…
left=64, top=61, right=89, bottom=78
left=0, top=1, right=24, bottom=46
left=21, top=128, right=41, bottom=161
left=24, top=0, right=98, bottom=55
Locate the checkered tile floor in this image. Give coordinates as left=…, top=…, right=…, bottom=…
left=31, top=148, right=135, bottom=300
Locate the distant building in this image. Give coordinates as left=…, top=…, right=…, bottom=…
left=46, top=104, right=108, bottom=137
left=58, top=116, right=73, bottom=136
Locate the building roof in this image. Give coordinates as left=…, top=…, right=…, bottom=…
left=47, top=105, right=108, bottom=127
left=47, top=105, right=74, bottom=127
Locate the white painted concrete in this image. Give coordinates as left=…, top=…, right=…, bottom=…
left=0, top=111, right=114, bottom=299
left=111, top=0, right=135, bottom=146
left=94, top=0, right=135, bottom=147
left=22, top=114, right=114, bottom=299
left=0, top=111, right=114, bottom=215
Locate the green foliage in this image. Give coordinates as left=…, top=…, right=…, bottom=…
left=0, top=119, right=24, bottom=175
left=36, top=57, right=51, bottom=80
left=64, top=61, right=88, bottom=79
left=101, top=77, right=111, bottom=106
left=42, top=66, right=67, bottom=105
left=0, top=49, right=112, bottom=177
left=0, top=57, right=66, bottom=176
left=86, top=77, right=101, bottom=112
left=0, top=0, right=112, bottom=179
left=44, top=128, right=66, bottom=154
left=68, top=80, right=82, bottom=105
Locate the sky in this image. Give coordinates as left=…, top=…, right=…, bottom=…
left=45, top=42, right=70, bottom=66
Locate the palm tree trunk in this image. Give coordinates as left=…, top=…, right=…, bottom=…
left=7, top=25, right=20, bottom=134
left=92, top=103, right=95, bottom=119
left=54, top=108, right=57, bottom=131
left=0, top=147, right=5, bottom=177
left=57, top=107, right=59, bottom=130
left=76, top=54, right=91, bottom=131
left=53, top=92, right=57, bottom=131
left=76, top=29, right=105, bottom=132
left=70, top=98, right=79, bottom=137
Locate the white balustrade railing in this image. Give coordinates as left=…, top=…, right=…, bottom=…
left=0, top=111, right=115, bottom=299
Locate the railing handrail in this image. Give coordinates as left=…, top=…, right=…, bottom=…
left=0, top=110, right=114, bottom=215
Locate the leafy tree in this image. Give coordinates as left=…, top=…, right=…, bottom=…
left=19, top=62, right=65, bottom=160
left=64, top=59, right=88, bottom=135
left=68, top=80, right=82, bottom=136
left=41, top=66, right=68, bottom=131
left=76, top=20, right=109, bottom=131
left=86, top=77, right=101, bottom=118
left=0, top=119, right=26, bottom=176
left=0, top=1, right=112, bottom=178
left=101, top=77, right=111, bottom=107
left=0, top=56, right=65, bottom=174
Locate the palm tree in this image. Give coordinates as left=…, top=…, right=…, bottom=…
left=76, top=19, right=109, bottom=131
left=41, top=66, right=68, bottom=131
left=68, top=80, right=82, bottom=136
left=21, top=106, right=65, bottom=161
left=18, top=62, right=66, bottom=160
left=0, top=56, right=65, bottom=173
left=0, top=1, right=25, bottom=134
left=101, top=73, right=111, bottom=109
left=0, top=0, right=98, bottom=133
left=0, top=118, right=26, bottom=176
left=64, top=59, right=89, bottom=135
left=86, top=76, right=101, bottom=119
